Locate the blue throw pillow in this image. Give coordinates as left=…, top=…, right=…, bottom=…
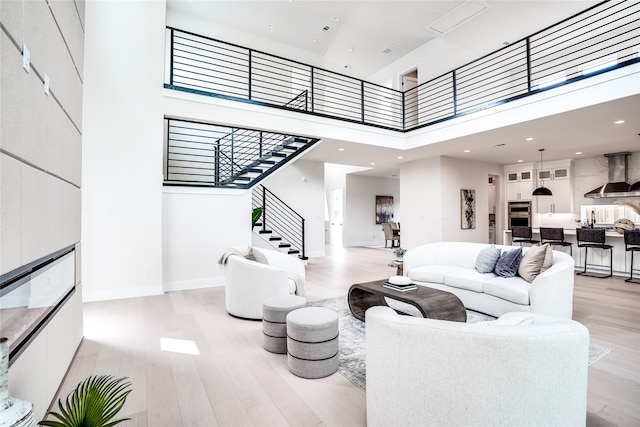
left=494, top=247, right=523, bottom=278
left=475, top=245, right=501, bottom=273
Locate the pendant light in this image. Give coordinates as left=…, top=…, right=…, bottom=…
left=532, top=148, right=553, bottom=196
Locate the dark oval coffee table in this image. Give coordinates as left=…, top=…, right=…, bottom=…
left=348, top=279, right=467, bottom=322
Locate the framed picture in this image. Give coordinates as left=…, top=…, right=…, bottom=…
left=375, top=195, right=394, bottom=224
left=461, top=189, right=476, bottom=229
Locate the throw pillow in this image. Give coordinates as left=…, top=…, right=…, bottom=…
left=475, top=245, right=502, bottom=273
left=248, top=247, right=269, bottom=264
left=517, top=244, right=548, bottom=283
left=540, top=244, right=553, bottom=272
left=494, top=247, right=523, bottom=278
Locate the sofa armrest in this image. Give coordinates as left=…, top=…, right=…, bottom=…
left=253, top=247, right=306, bottom=296
left=528, top=250, right=575, bottom=319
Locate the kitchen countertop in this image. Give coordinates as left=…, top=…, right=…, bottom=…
left=504, top=227, right=628, bottom=238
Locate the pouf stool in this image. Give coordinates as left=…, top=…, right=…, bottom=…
left=262, top=295, right=307, bottom=354
left=286, top=307, right=339, bottom=379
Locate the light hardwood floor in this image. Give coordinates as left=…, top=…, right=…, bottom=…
left=50, top=246, right=639, bottom=426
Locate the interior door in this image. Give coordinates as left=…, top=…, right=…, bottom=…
left=402, top=69, right=418, bottom=128
left=330, top=188, right=343, bottom=247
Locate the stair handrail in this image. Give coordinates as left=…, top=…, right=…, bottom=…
left=252, top=185, right=306, bottom=259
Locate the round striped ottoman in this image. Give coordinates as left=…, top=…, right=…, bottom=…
left=286, top=307, right=339, bottom=379
left=262, top=295, right=307, bottom=354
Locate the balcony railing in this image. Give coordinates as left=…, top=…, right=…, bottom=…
left=165, top=0, right=639, bottom=132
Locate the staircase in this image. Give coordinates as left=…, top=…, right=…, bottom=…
left=164, top=118, right=319, bottom=189
left=252, top=185, right=307, bottom=259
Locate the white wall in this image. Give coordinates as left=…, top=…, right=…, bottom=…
left=162, top=188, right=251, bottom=291
left=1, top=0, right=84, bottom=419
left=368, top=37, right=474, bottom=89
left=82, top=1, right=166, bottom=301
left=400, top=156, right=503, bottom=249
left=344, top=175, right=400, bottom=247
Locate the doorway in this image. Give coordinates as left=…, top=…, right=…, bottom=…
left=329, top=188, right=343, bottom=247
left=401, top=68, right=418, bottom=128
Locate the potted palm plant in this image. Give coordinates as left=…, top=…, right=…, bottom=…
left=39, top=375, right=132, bottom=427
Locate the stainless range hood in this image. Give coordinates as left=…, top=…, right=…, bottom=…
left=584, top=152, right=640, bottom=198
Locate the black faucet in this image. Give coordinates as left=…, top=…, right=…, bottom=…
left=590, top=210, right=596, bottom=229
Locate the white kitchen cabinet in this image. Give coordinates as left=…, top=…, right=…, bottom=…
left=535, top=178, right=572, bottom=213
left=534, top=161, right=573, bottom=213
left=505, top=168, right=533, bottom=201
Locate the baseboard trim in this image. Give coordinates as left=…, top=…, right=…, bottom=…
left=163, top=277, right=225, bottom=292
left=82, top=284, right=164, bottom=302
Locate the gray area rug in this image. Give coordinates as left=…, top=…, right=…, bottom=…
left=308, top=296, right=610, bottom=390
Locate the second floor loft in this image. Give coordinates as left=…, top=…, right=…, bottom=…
left=164, top=0, right=640, bottom=133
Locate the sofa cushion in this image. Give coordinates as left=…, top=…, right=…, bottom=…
left=443, top=268, right=493, bottom=292
left=494, top=247, right=523, bottom=278
left=408, top=265, right=458, bottom=284
left=517, top=244, right=547, bottom=283
left=475, top=245, right=502, bottom=273
left=483, top=276, right=530, bottom=305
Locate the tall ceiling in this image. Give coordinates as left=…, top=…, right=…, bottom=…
left=167, top=0, right=640, bottom=175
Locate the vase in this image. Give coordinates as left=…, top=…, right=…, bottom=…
left=0, top=338, right=34, bottom=427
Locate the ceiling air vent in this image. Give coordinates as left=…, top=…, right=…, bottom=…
left=382, top=48, right=392, bottom=54
left=427, top=0, right=491, bottom=36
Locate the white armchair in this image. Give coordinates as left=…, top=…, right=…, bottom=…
left=223, top=247, right=305, bottom=319
left=366, top=306, right=589, bottom=427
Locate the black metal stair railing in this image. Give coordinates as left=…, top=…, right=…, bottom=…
left=252, top=185, right=306, bottom=259
left=164, top=0, right=639, bottom=133
left=164, top=118, right=319, bottom=188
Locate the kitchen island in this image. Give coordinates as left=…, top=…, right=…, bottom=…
left=504, top=227, right=633, bottom=277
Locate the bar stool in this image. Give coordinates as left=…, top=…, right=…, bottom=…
left=576, top=228, right=613, bottom=278
left=623, top=229, right=640, bottom=283
left=540, top=227, right=573, bottom=255
left=512, top=226, right=540, bottom=246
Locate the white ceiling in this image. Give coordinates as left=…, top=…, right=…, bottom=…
left=167, top=1, right=640, bottom=176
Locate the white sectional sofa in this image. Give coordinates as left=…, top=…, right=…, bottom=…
left=403, top=241, right=575, bottom=319
left=366, top=306, right=589, bottom=426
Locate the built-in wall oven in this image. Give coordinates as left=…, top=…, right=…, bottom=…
left=508, top=201, right=532, bottom=229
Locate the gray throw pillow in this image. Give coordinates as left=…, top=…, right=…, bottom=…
left=494, top=247, right=523, bottom=278
left=475, top=245, right=502, bottom=273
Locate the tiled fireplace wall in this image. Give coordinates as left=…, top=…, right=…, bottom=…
left=0, top=0, right=84, bottom=421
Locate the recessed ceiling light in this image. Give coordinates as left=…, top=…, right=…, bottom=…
left=518, top=159, right=523, bottom=163
left=311, top=39, right=317, bottom=43
left=370, top=162, right=375, bottom=166
left=614, top=120, right=625, bottom=124
left=396, top=41, right=402, bottom=46
left=576, top=151, right=582, bottom=155
left=397, top=156, right=403, bottom=159
left=268, top=24, right=275, bottom=29
left=464, top=150, right=470, bottom=153
left=338, top=148, right=345, bottom=151
left=333, top=16, right=340, bottom=21
left=526, top=137, right=533, bottom=141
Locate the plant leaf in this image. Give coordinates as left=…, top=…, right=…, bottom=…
left=39, top=375, right=132, bottom=427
